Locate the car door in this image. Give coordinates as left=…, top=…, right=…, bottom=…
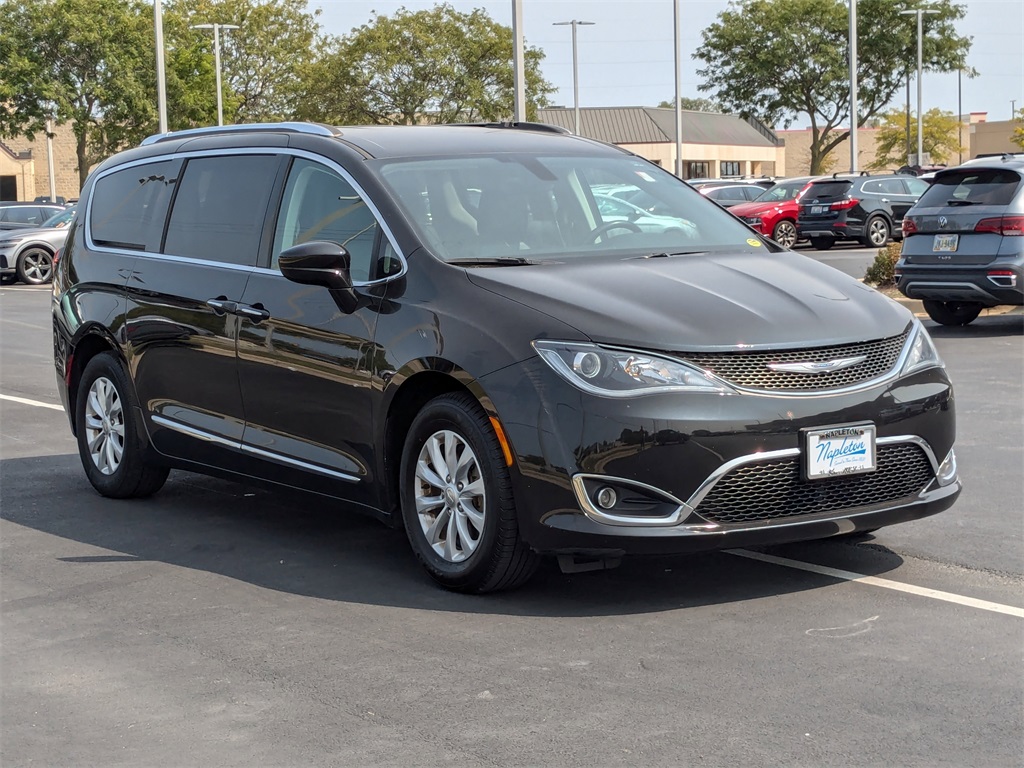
left=125, top=152, right=287, bottom=467
left=882, top=178, right=918, bottom=223
left=235, top=155, right=399, bottom=507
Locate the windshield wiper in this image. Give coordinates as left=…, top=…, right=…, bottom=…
left=448, top=256, right=538, bottom=267
left=946, top=199, right=977, bottom=206
left=636, top=250, right=707, bottom=259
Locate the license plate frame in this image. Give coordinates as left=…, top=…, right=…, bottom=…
left=802, top=423, right=877, bottom=481
left=811, top=205, right=825, bottom=214
left=933, top=234, right=959, bottom=252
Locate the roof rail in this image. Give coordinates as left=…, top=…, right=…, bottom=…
left=449, top=121, right=571, bottom=135
left=140, top=122, right=342, bottom=146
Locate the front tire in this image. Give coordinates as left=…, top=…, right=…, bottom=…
left=75, top=352, right=169, bottom=498
left=399, top=392, right=539, bottom=593
left=771, top=220, right=797, bottom=249
left=923, top=300, right=983, bottom=326
left=16, top=247, right=54, bottom=285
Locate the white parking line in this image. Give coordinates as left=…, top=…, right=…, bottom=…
left=729, top=549, right=1024, bottom=618
left=0, top=394, right=64, bottom=412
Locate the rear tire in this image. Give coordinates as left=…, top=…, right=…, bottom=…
left=922, top=300, right=983, bottom=326
left=75, top=352, right=169, bottom=498
left=399, top=392, right=540, bottom=593
left=809, top=236, right=834, bottom=251
left=16, top=246, right=54, bottom=285
left=861, top=216, right=890, bottom=248
left=771, top=220, right=798, bottom=249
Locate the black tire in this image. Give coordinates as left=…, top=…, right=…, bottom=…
left=75, top=352, right=169, bottom=498
left=809, top=236, right=834, bottom=251
left=922, top=300, right=983, bottom=327
left=861, top=216, right=890, bottom=248
left=16, top=246, right=54, bottom=285
left=771, top=219, right=798, bottom=249
left=399, top=392, right=540, bottom=593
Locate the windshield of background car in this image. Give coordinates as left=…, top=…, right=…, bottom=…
left=916, top=169, right=1022, bottom=207
left=378, top=154, right=769, bottom=261
left=42, top=207, right=76, bottom=228
left=804, top=180, right=853, bottom=202
left=753, top=180, right=805, bottom=203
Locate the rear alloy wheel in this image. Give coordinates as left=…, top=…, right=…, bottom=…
left=16, top=247, right=54, bottom=285
left=862, top=216, right=890, bottom=248
left=76, top=352, right=169, bottom=498
left=809, top=236, right=834, bottom=251
left=399, top=392, right=539, bottom=593
left=922, top=300, right=984, bottom=326
left=771, top=220, right=798, bottom=249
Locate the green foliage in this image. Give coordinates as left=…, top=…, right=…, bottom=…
left=295, top=4, right=555, bottom=125
left=864, top=242, right=903, bottom=287
left=695, top=0, right=972, bottom=174
left=869, top=108, right=964, bottom=169
left=656, top=97, right=724, bottom=113
left=1012, top=108, right=1024, bottom=150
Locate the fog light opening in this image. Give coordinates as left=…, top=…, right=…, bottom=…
left=936, top=448, right=958, bottom=487
left=595, top=486, right=617, bottom=509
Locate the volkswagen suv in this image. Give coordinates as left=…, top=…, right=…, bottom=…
left=53, top=122, right=960, bottom=592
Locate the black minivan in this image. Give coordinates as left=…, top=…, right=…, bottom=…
left=53, top=122, right=960, bottom=592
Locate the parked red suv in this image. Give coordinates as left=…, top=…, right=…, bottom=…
left=729, top=176, right=818, bottom=248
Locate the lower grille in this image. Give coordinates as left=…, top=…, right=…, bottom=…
left=694, top=443, right=934, bottom=526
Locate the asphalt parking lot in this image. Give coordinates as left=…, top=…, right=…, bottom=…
left=2, top=258, right=1022, bottom=766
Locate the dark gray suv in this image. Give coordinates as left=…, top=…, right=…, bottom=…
left=897, top=154, right=1024, bottom=325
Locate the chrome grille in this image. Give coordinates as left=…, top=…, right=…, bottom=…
left=695, top=443, right=933, bottom=526
left=682, top=328, right=910, bottom=392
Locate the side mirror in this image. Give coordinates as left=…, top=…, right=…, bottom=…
left=278, top=241, right=359, bottom=314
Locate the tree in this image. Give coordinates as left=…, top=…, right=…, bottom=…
left=295, top=4, right=555, bottom=126
left=1012, top=108, right=1024, bottom=150
left=657, top=97, right=724, bottom=113
left=869, top=108, right=963, bottom=169
left=694, top=0, right=972, bottom=174
left=0, top=0, right=158, bottom=188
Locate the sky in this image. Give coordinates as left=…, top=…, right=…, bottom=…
left=309, top=0, right=1024, bottom=127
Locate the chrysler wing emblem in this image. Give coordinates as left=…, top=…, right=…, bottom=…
left=939, top=215, right=949, bottom=229
left=767, top=355, right=867, bottom=374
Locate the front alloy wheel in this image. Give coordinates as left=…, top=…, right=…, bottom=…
left=414, top=429, right=487, bottom=563
left=16, top=247, right=54, bottom=284
left=771, top=220, right=798, bottom=249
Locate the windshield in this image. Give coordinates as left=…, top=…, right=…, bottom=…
left=378, top=154, right=769, bottom=262
left=753, top=180, right=807, bottom=203
left=42, top=206, right=76, bottom=228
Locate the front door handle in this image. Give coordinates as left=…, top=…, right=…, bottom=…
left=206, top=297, right=238, bottom=315
left=235, top=303, right=271, bottom=323
left=881, top=198, right=890, bottom=203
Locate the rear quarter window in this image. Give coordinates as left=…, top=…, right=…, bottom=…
left=917, top=169, right=1022, bottom=207
left=90, top=160, right=182, bottom=251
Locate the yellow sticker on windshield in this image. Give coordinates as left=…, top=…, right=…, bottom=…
left=747, top=238, right=762, bottom=247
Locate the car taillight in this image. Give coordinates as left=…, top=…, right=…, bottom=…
left=902, top=218, right=918, bottom=237
left=52, top=248, right=61, bottom=266
left=975, top=215, right=1024, bottom=235
left=830, top=198, right=859, bottom=211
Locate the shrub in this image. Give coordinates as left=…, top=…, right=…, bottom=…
left=864, top=242, right=902, bottom=287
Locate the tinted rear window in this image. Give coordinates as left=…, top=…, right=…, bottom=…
left=804, top=181, right=852, bottom=201
left=917, top=169, right=1022, bottom=208
left=91, top=160, right=181, bottom=251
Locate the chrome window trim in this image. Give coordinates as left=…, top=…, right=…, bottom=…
left=84, top=147, right=408, bottom=287
left=150, top=415, right=361, bottom=483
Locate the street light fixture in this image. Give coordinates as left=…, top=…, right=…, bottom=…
left=552, top=20, right=595, bottom=135
left=191, top=22, right=240, bottom=127
left=900, top=4, right=939, bottom=166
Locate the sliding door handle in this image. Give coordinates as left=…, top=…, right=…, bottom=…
left=206, top=297, right=238, bottom=314
left=235, top=303, right=270, bottom=323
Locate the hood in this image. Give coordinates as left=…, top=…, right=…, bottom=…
left=0, top=225, right=67, bottom=242
left=728, top=200, right=790, bottom=217
left=467, top=251, right=910, bottom=351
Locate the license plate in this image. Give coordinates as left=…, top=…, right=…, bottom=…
left=804, top=424, right=876, bottom=480
left=811, top=205, right=824, bottom=214
left=933, top=234, right=959, bottom=252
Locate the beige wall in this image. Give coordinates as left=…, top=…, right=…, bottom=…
left=3, top=123, right=81, bottom=201
left=621, top=141, right=786, bottom=178
left=0, top=144, right=37, bottom=200
left=970, top=120, right=1019, bottom=158
left=777, top=128, right=886, bottom=175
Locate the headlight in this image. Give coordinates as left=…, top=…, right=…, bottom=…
left=900, top=318, right=944, bottom=375
left=745, top=217, right=763, bottom=227
left=533, top=340, right=736, bottom=397
left=0, top=237, right=26, bottom=248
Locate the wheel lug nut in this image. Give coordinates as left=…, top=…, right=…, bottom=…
left=457, top=483, right=463, bottom=490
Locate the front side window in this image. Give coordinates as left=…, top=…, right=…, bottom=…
left=273, top=158, right=380, bottom=282
left=379, top=153, right=768, bottom=262
left=90, top=160, right=181, bottom=251
left=164, top=154, right=280, bottom=265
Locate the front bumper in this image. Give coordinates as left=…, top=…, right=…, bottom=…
left=482, top=358, right=958, bottom=556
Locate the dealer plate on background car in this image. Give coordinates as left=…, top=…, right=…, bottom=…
left=804, top=424, right=876, bottom=480
left=933, top=234, right=959, bottom=252
left=811, top=205, right=825, bottom=214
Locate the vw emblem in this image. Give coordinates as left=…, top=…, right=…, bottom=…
left=939, top=215, right=949, bottom=229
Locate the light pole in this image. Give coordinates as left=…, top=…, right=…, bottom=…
left=673, top=0, right=683, bottom=177
left=900, top=4, right=939, bottom=166
left=512, top=0, right=526, bottom=122
left=849, top=0, right=858, bottom=173
left=154, top=1, right=168, bottom=133
left=553, top=20, right=595, bottom=135
left=192, top=22, right=240, bottom=126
